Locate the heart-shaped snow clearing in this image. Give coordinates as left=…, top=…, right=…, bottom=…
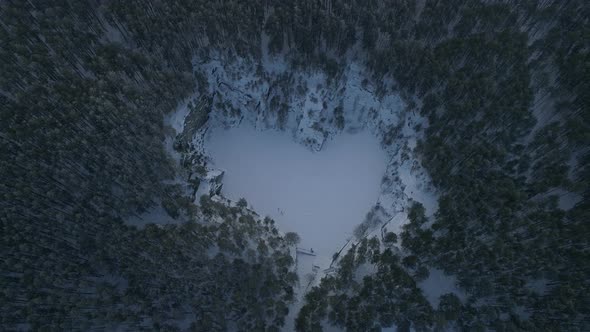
left=206, top=124, right=387, bottom=257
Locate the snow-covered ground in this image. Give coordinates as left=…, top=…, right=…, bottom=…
left=158, top=53, right=450, bottom=329
left=125, top=202, right=180, bottom=229
left=206, top=123, right=387, bottom=256
left=418, top=268, right=467, bottom=308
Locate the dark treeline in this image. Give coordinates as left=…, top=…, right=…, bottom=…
left=294, top=0, right=589, bottom=331
left=0, top=0, right=294, bottom=330
left=1, top=0, right=588, bottom=331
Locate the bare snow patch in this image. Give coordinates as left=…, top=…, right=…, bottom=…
left=164, top=95, right=195, bottom=134
left=206, top=123, right=388, bottom=257
left=418, top=268, right=467, bottom=307
left=125, top=202, right=179, bottom=229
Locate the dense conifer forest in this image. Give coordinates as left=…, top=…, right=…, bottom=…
left=1, top=0, right=588, bottom=331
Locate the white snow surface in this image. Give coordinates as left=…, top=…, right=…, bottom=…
left=164, top=95, right=194, bottom=134
left=195, top=55, right=439, bottom=224
left=418, top=268, right=467, bottom=308
left=206, top=123, right=387, bottom=256
left=125, top=202, right=179, bottom=229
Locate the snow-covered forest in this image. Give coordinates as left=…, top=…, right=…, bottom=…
left=1, top=0, right=588, bottom=331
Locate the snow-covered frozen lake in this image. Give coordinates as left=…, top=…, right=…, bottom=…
left=206, top=124, right=387, bottom=256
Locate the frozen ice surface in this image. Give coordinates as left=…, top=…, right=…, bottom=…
left=206, top=123, right=387, bottom=256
